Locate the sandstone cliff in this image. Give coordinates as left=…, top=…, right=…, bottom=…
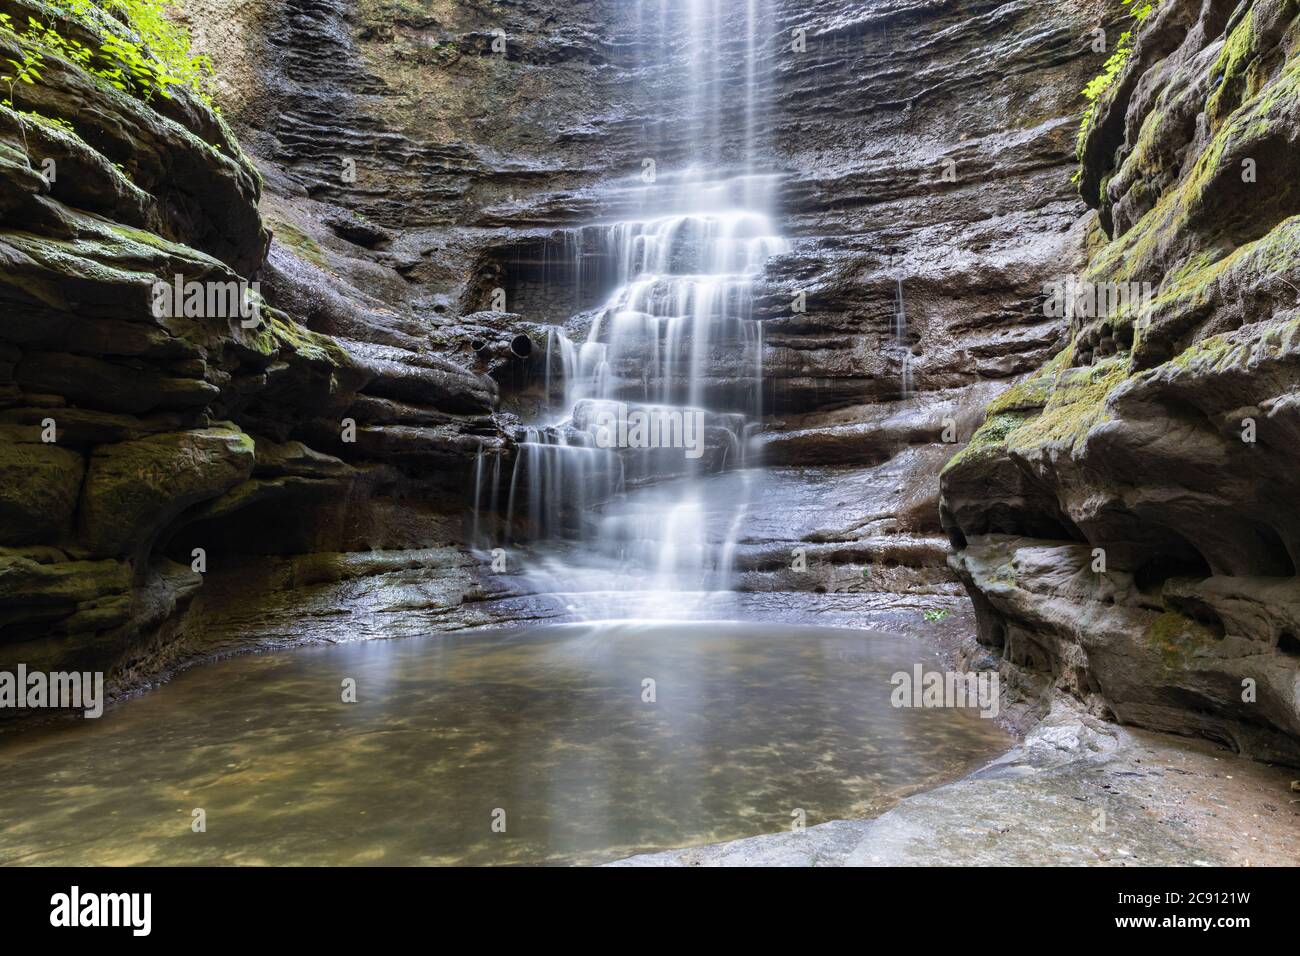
left=0, top=0, right=1126, bottom=699
left=0, top=0, right=503, bottom=695
left=942, top=0, right=1300, bottom=763
left=9, top=0, right=1296, bottom=769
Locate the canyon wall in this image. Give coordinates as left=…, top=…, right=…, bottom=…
left=0, top=0, right=506, bottom=693
left=942, top=0, right=1300, bottom=763
left=2, top=0, right=1117, bottom=695
left=173, top=0, right=1120, bottom=639
left=18, top=0, right=1296, bottom=769
left=732, top=0, right=1111, bottom=605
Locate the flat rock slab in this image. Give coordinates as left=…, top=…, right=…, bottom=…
left=611, top=701, right=1300, bottom=867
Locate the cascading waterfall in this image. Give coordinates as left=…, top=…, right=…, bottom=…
left=472, top=0, right=786, bottom=616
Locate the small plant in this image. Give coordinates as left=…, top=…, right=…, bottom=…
left=1, top=33, right=44, bottom=105
left=1, top=19, right=46, bottom=158
left=1076, top=0, right=1158, bottom=164
left=1, top=13, right=45, bottom=103
left=0, top=0, right=216, bottom=114
left=922, top=608, right=951, bottom=624
left=89, top=0, right=215, bottom=102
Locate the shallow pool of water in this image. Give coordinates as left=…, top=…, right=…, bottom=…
left=0, top=621, right=1010, bottom=865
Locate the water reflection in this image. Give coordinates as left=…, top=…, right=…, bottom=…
left=0, top=622, right=1009, bottom=865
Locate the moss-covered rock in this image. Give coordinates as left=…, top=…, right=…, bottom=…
left=944, top=0, right=1300, bottom=763
left=0, top=426, right=83, bottom=544
left=0, top=547, right=133, bottom=636
left=80, top=425, right=255, bottom=557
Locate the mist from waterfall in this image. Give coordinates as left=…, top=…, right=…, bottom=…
left=472, top=0, right=785, bottom=619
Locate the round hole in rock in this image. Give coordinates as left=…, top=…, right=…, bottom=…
left=1279, top=632, right=1300, bottom=658
left=510, top=333, right=534, bottom=358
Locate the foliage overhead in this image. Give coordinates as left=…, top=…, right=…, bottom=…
left=0, top=0, right=215, bottom=109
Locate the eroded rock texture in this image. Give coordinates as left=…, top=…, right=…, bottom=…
left=942, top=0, right=1300, bottom=764
left=735, top=0, right=1112, bottom=598
left=0, top=0, right=503, bottom=696
left=175, top=0, right=1115, bottom=610
left=15, top=0, right=1259, bottom=754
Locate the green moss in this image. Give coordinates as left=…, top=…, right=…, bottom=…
left=1134, top=217, right=1300, bottom=358
left=987, top=564, right=1019, bottom=587
left=1164, top=315, right=1300, bottom=378
left=1145, top=610, right=1221, bottom=666
left=3, top=228, right=162, bottom=286
left=1120, top=105, right=1167, bottom=182
left=942, top=347, right=1081, bottom=476
left=987, top=347, right=1074, bottom=415
left=359, top=0, right=433, bottom=22
left=977, top=412, right=1029, bottom=445
left=1206, top=6, right=1256, bottom=125
left=941, top=411, right=1032, bottom=475
left=1006, top=355, right=1130, bottom=453
left=270, top=219, right=328, bottom=269
left=241, top=311, right=351, bottom=371
left=108, top=221, right=187, bottom=252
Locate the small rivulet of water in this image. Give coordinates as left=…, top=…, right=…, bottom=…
left=469, top=1, right=788, bottom=616
left=893, top=277, right=914, bottom=399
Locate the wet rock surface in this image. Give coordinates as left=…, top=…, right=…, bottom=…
left=0, top=0, right=504, bottom=702
left=613, top=697, right=1300, bottom=866
left=0, top=0, right=1103, bottom=702
left=942, top=0, right=1300, bottom=765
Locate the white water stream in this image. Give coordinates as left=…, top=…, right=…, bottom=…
left=473, top=1, right=786, bottom=616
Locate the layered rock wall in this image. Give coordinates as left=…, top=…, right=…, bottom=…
left=0, top=0, right=502, bottom=697
left=942, top=0, right=1300, bottom=763
left=12, top=0, right=1272, bottom=763
left=165, top=0, right=1121, bottom=623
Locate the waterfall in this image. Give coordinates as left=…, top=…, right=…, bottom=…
left=894, top=278, right=914, bottom=399
left=543, top=326, right=578, bottom=416
left=472, top=0, right=785, bottom=616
